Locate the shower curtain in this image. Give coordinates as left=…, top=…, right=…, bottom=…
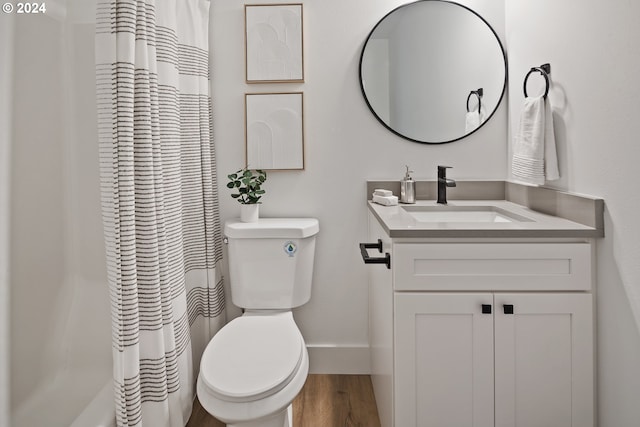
left=95, top=1, right=225, bottom=426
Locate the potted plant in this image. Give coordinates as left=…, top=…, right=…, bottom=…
left=227, top=167, right=267, bottom=222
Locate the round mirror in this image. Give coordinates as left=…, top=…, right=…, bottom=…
left=359, top=0, right=507, bottom=144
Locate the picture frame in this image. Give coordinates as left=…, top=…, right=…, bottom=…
left=245, top=92, right=304, bottom=170
left=244, top=4, right=304, bottom=83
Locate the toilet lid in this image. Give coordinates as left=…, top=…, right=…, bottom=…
left=200, top=313, right=304, bottom=402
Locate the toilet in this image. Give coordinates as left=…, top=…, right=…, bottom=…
left=197, top=218, right=319, bottom=427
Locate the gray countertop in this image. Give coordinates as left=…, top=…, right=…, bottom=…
left=368, top=199, right=603, bottom=238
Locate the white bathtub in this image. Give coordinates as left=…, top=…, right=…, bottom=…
left=71, top=380, right=116, bottom=427
left=11, top=276, right=114, bottom=427
left=12, top=370, right=115, bottom=427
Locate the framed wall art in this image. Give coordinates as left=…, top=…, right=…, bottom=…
left=245, top=92, right=304, bottom=170
left=244, top=4, right=304, bottom=83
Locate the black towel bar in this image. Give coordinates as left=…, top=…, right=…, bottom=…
left=359, top=239, right=391, bottom=269
left=523, top=63, right=551, bottom=99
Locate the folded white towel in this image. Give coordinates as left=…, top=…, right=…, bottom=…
left=512, top=95, right=559, bottom=185
left=373, top=189, right=393, bottom=197
left=372, top=195, right=398, bottom=206
left=465, top=105, right=485, bottom=133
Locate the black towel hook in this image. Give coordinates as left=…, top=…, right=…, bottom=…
left=466, top=88, right=483, bottom=113
left=523, top=63, right=551, bottom=99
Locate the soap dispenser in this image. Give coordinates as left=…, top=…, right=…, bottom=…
left=400, top=165, right=416, bottom=204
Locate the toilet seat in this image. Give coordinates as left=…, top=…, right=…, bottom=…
left=199, top=313, right=304, bottom=403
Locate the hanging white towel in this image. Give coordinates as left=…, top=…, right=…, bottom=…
left=512, top=95, right=559, bottom=185
left=465, top=105, right=485, bottom=133
left=542, top=96, right=559, bottom=181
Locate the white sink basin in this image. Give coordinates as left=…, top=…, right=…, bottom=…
left=401, top=205, right=533, bottom=223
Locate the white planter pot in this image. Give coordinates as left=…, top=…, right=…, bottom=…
left=240, top=204, right=259, bottom=222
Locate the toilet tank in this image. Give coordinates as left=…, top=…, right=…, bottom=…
left=224, top=218, right=319, bottom=309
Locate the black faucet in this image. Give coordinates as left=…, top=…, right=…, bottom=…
left=437, top=165, right=456, bottom=205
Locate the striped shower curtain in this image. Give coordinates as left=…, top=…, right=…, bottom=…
left=95, top=1, right=225, bottom=426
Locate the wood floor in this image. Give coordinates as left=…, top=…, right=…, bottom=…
left=186, top=374, right=381, bottom=427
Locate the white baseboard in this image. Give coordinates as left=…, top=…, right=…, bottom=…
left=307, top=344, right=370, bottom=374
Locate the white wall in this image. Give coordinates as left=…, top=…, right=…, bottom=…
left=0, top=13, right=15, bottom=427
left=505, top=1, right=640, bottom=425
left=10, top=12, right=67, bottom=407
left=62, top=20, right=111, bottom=375
left=9, top=2, right=110, bottom=414
left=211, top=0, right=507, bottom=371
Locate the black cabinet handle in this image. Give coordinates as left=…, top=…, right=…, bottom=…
left=503, top=304, right=514, bottom=315
left=482, top=304, right=492, bottom=314
left=359, top=239, right=391, bottom=269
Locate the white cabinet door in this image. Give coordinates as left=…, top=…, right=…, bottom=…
left=494, top=293, right=594, bottom=427
left=395, top=293, right=495, bottom=427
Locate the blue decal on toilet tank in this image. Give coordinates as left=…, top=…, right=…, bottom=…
left=284, top=241, right=297, bottom=257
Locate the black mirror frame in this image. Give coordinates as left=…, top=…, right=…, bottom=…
left=358, top=0, right=508, bottom=144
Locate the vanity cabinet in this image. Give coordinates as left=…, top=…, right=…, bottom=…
left=366, top=212, right=595, bottom=427
left=395, top=292, right=592, bottom=427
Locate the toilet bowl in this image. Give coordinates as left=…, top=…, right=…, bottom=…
left=197, top=312, right=308, bottom=427
left=197, top=218, right=318, bottom=427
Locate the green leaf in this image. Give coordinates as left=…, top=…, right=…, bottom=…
left=227, top=166, right=266, bottom=203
